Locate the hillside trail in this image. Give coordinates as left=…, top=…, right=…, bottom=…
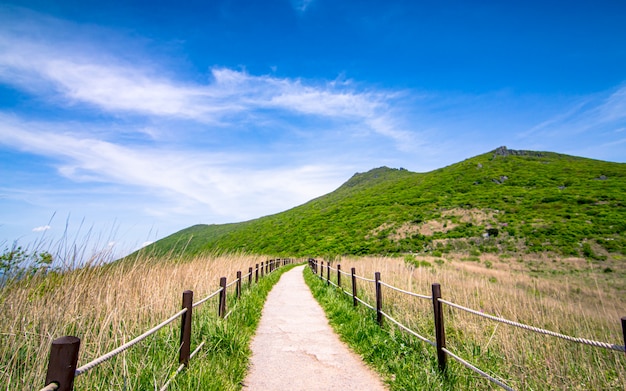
left=243, top=265, right=388, bottom=390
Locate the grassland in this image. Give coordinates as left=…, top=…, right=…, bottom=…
left=0, top=252, right=296, bottom=390
left=141, top=147, right=626, bottom=260
left=306, top=254, right=625, bottom=390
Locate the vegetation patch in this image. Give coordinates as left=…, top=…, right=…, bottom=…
left=1, top=253, right=297, bottom=390
left=141, top=148, right=626, bottom=260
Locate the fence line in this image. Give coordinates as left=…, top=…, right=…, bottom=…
left=379, top=280, right=431, bottom=300
left=353, top=274, right=375, bottom=283
left=39, top=258, right=294, bottom=391
left=76, top=308, right=188, bottom=376
left=192, top=287, right=222, bottom=308
left=379, top=309, right=435, bottom=347
left=439, top=298, right=626, bottom=353
left=307, top=258, right=626, bottom=391
left=158, top=341, right=206, bottom=391
left=442, top=347, right=515, bottom=391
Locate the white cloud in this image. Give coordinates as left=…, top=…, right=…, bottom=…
left=32, top=225, right=51, bottom=232
left=0, top=115, right=346, bottom=221
left=0, top=12, right=411, bottom=148
left=519, top=85, right=626, bottom=140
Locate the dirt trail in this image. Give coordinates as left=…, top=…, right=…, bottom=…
left=243, top=265, right=387, bottom=390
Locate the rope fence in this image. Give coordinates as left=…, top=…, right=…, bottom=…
left=439, top=299, right=626, bottom=353
left=192, top=287, right=222, bottom=308
left=38, top=258, right=294, bottom=391
left=75, top=308, right=188, bottom=376
left=307, top=258, right=626, bottom=391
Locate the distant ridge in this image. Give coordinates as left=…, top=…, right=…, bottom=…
left=136, top=147, right=626, bottom=260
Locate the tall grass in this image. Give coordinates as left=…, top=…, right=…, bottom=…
left=0, top=251, right=292, bottom=390
left=313, top=255, right=626, bottom=390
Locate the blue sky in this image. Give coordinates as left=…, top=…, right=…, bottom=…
left=1, top=0, right=625, bottom=259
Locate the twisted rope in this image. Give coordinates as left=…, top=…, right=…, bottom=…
left=442, top=347, right=515, bottom=391
left=379, top=281, right=432, bottom=300
left=379, top=310, right=436, bottom=347
left=355, top=295, right=375, bottom=310
left=338, top=269, right=352, bottom=277
left=226, top=279, right=238, bottom=288
left=38, top=383, right=59, bottom=391
left=439, top=299, right=626, bottom=353
left=192, top=287, right=222, bottom=308
left=158, top=341, right=205, bottom=391
left=353, top=274, right=375, bottom=283
left=75, top=308, right=187, bottom=376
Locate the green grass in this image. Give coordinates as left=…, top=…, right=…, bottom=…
left=139, top=147, right=626, bottom=259
left=23, top=261, right=299, bottom=391
left=303, top=266, right=511, bottom=390
left=162, top=263, right=299, bottom=390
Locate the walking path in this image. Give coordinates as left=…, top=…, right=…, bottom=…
left=243, top=265, right=387, bottom=390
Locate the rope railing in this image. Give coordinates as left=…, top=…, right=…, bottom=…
left=353, top=274, right=375, bottom=283
left=442, top=347, right=515, bottom=391
left=39, top=258, right=295, bottom=391
left=354, top=295, right=375, bottom=310
left=75, top=308, right=188, bottom=376
left=439, top=299, right=626, bottom=353
left=379, top=309, right=435, bottom=347
left=306, top=258, right=626, bottom=391
left=226, top=279, right=238, bottom=288
left=379, top=280, right=431, bottom=300
left=338, top=269, right=352, bottom=277
left=159, top=341, right=206, bottom=391
left=192, top=287, right=222, bottom=308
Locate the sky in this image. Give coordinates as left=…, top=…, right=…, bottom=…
left=1, top=0, right=625, bottom=260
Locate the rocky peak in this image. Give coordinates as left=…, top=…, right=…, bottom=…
left=493, top=146, right=545, bottom=158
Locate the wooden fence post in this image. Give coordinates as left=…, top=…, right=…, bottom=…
left=375, top=272, right=382, bottom=326
left=179, top=290, right=193, bottom=366
left=327, top=262, right=330, bottom=286
left=219, top=277, right=227, bottom=318
left=351, top=267, right=357, bottom=307
left=261, top=262, right=264, bottom=277
left=622, top=316, right=626, bottom=356
left=337, top=264, right=341, bottom=288
left=248, top=267, right=253, bottom=286
left=432, top=283, right=447, bottom=372
left=320, top=261, right=324, bottom=278
left=44, top=336, right=81, bottom=391
left=255, top=264, right=259, bottom=283
left=236, top=271, right=242, bottom=299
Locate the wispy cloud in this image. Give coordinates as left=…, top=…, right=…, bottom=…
left=32, top=225, right=51, bottom=232
left=0, top=114, right=347, bottom=220
left=517, top=84, right=626, bottom=152
left=0, top=11, right=412, bottom=147
left=291, top=0, right=315, bottom=13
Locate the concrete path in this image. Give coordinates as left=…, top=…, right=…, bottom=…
left=243, top=265, right=387, bottom=390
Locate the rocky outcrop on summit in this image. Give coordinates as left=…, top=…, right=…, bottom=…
left=493, top=146, right=545, bottom=158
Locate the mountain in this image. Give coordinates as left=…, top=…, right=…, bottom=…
left=137, top=147, right=626, bottom=260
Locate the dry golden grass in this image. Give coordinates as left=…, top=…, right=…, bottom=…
left=0, top=253, right=268, bottom=390
left=323, top=254, right=626, bottom=390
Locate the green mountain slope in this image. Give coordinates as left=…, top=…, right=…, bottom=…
left=139, top=147, right=626, bottom=259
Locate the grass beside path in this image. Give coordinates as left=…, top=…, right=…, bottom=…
left=303, top=266, right=495, bottom=391
left=167, top=262, right=300, bottom=390
left=1, top=254, right=299, bottom=391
